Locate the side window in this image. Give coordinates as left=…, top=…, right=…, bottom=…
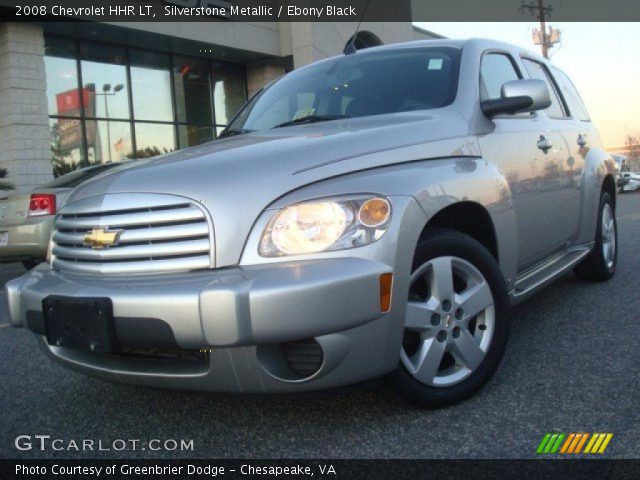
left=480, top=53, right=520, bottom=100
left=550, top=67, right=591, bottom=121
left=521, top=58, right=567, bottom=119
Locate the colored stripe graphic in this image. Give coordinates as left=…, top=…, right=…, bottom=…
left=574, top=433, right=589, bottom=453
left=597, top=433, right=613, bottom=453
left=537, top=433, right=613, bottom=454
left=560, top=433, right=575, bottom=453
left=567, top=434, right=580, bottom=453
left=537, top=433, right=565, bottom=454
left=550, top=433, right=565, bottom=453
left=584, top=433, right=600, bottom=453
left=536, top=434, right=552, bottom=454
left=585, top=433, right=614, bottom=454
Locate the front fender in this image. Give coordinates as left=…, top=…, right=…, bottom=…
left=409, top=158, right=518, bottom=288
left=249, top=156, right=518, bottom=288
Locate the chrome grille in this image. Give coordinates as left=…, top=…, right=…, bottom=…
left=51, top=194, right=213, bottom=275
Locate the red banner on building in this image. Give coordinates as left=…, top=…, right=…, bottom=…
left=55, top=88, right=96, bottom=150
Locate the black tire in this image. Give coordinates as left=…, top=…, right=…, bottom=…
left=387, top=228, right=510, bottom=408
left=22, top=259, right=40, bottom=270
left=573, top=191, right=617, bottom=282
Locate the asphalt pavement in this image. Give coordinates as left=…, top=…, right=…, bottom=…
left=1, top=194, right=638, bottom=459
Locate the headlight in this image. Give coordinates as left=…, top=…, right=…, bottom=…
left=259, top=196, right=391, bottom=257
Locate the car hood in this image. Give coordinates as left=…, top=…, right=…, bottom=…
left=65, top=109, right=479, bottom=266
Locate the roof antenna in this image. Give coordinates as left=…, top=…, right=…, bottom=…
left=343, top=0, right=371, bottom=55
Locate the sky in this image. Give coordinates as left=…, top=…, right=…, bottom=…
left=416, top=22, right=640, bottom=150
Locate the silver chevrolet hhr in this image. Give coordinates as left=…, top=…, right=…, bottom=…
left=6, top=39, right=617, bottom=407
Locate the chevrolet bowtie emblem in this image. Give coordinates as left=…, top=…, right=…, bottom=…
left=83, top=227, right=123, bottom=249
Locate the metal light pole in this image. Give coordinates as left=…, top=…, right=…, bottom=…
left=92, top=83, right=124, bottom=163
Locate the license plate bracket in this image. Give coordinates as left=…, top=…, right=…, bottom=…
left=43, top=296, right=117, bottom=353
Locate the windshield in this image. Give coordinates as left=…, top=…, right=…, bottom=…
left=228, top=46, right=461, bottom=132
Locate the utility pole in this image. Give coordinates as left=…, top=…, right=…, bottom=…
left=537, top=0, right=549, bottom=58
left=520, top=0, right=558, bottom=59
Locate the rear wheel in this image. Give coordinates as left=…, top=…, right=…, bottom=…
left=387, top=228, right=510, bottom=408
left=574, top=191, right=617, bottom=282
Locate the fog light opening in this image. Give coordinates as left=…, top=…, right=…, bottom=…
left=279, top=339, right=324, bottom=378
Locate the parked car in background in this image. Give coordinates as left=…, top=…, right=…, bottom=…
left=612, top=153, right=628, bottom=173
left=6, top=39, right=618, bottom=407
left=0, top=162, right=122, bottom=269
left=617, top=172, right=630, bottom=192
left=619, top=172, right=640, bottom=192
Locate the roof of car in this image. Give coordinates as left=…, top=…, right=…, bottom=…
left=351, top=37, right=549, bottom=65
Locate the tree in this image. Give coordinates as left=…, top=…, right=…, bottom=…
left=625, top=134, right=640, bottom=171
left=50, top=122, right=82, bottom=178
left=0, top=167, right=14, bottom=191
left=126, top=146, right=171, bottom=159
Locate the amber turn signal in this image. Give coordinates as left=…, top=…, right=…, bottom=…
left=358, top=198, right=391, bottom=228
left=379, top=272, right=393, bottom=312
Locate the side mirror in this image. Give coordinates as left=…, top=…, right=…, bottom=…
left=481, top=79, right=551, bottom=117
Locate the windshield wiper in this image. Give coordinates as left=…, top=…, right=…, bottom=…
left=273, top=114, right=348, bottom=129
left=218, top=128, right=254, bottom=139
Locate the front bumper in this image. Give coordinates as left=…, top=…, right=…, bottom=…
left=0, top=217, right=52, bottom=262
left=6, top=258, right=403, bottom=393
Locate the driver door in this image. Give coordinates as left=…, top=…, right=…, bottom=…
left=476, top=52, right=571, bottom=270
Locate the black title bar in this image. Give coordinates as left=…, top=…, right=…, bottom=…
left=2, top=0, right=640, bottom=22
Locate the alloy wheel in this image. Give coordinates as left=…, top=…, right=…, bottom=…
left=601, top=203, right=616, bottom=269
left=401, top=256, right=495, bottom=387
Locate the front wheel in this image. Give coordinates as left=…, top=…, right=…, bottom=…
left=387, top=228, right=510, bottom=408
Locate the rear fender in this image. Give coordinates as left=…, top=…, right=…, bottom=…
left=578, top=147, right=617, bottom=244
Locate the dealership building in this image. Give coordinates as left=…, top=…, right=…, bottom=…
left=0, top=20, right=437, bottom=193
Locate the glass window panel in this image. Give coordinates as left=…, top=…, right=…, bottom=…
left=480, top=54, right=520, bottom=101
left=216, top=126, right=227, bottom=138
left=80, top=43, right=130, bottom=120
left=130, top=50, right=174, bottom=122
left=133, top=123, right=175, bottom=158
left=550, top=67, right=591, bottom=121
left=178, top=125, right=214, bottom=148
left=522, top=59, right=567, bottom=118
left=173, top=56, right=213, bottom=125
left=49, top=118, right=86, bottom=177
left=232, top=47, right=460, bottom=132
left=44, top=37, right=81, bottom=117
left=212, top=62, right=246, bottom=125
left=86, top=120, right=132, bottom=164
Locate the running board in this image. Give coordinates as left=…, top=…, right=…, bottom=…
left=510, top=244, right=592, bottom=305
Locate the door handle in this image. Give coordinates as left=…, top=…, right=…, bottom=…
left=537, top=135, right=552, bottom=153
left=577, top=134, right=588, bottom=148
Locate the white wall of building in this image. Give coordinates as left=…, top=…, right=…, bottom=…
left=0, top=23, right=52, bottom=193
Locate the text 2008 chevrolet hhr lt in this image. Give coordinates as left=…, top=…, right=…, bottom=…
left=7, top=39, right=617, bottom=407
